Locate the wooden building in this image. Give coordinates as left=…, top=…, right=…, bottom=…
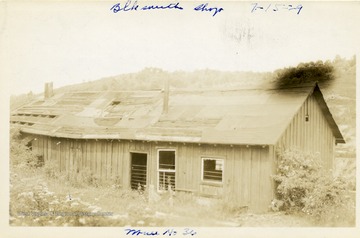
left=10, top=82, right=344, bottom=212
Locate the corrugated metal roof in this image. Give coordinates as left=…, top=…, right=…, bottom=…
left=10, top=84, right=345, bottom=145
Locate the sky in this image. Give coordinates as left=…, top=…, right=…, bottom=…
left=1, top=1, right=359, bottom=95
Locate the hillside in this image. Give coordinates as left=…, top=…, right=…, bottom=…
left=321, top=57, right=356, bottom=186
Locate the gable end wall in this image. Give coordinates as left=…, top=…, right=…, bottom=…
left=275, top=94, right=336, bottom=171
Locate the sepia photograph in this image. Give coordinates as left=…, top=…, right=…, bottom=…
left=1, top=1, right=359, bottom=238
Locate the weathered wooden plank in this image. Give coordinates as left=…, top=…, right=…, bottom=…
left=110, top=142, right=115, bottom=178
left=64, top=140, right=68, bottom=173
left=43, top=137, right=47, bottom=161
left=190, top=144, right=197, bottom=191
left=148, top=142, right=154, bottom=188
left=147, top=142, right=157, bottom=188
left=242, top=147, right=251, bottom=207
left=177, top=144, right=185, bottom=189
left=70, top=141, right=74, bottom=173
left=79, top=141, right=83, bottom=172
left=310, top=96, right=314, bottom=152
left=250, top=148, right=261, bottom=212
left=193, top=144, right=201, bottom=192
left=77, top=141, right=81, bottom=172
left=85, top=140, right=90, bottom=170
left=118, top=141, right=123, bottom=182
left=180, top=144, right=186, bottom=189
left=315, top=97, right=321, bottom=156
left=300, top=103, right=305, bottom=149
left=56, top=139, right=60, bottom=172
left=60, top=139, right=64, bottom=172
left=268, top=145, right=277, bottom=199
left=106, top=142, right=112, bottom=179
left=47, top=138, right=52, bottom=162
left=96, top=141, right=101, bottom=178
left=37, top=137, right=43, bottom=157
left=112, top=142, right=117, bottom=177
left=294, top=118, right=297, bottom=148
left=90, top=140, right=95, bottom=173
left=53, top=138, right=59, bottom=171
left=102, top=141, right=107, bottom=180
left=259, top=147, right=271, bottom=211
left=74, top=141, right=78, bottom=173
left=71, top=140, right=77, bottom=172
left=231, top=146, right=241, bottom=203
left=106, top=141, right=111, bottom=179
left=185, top=144, right=193, bottom=190
left=235, top=147, right=244, bottom=205
left=122, top=141, right=130, bottom=189
left=63, top=140, right=67, bottom=173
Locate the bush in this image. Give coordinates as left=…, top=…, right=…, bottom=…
left=10, top=179, right=124, bottom=226
left=301, top=175, right=355, bottom=226
left=10, top=126, right=40, bottom=168
left=273, top=149, right=355, bottom=226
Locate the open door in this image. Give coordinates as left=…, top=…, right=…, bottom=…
left=130, top=152, right=147, bottom=190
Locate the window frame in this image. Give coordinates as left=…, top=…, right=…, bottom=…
left=157, top=148, right=176, bottom=192
left=201, top=157, right=225, bottom=184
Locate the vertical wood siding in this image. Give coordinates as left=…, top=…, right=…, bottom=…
left=276, top=94, right=335, bottom=170
left=29, top=136, right=274, bottom=212
left=29, top=138, right=274, bottom=212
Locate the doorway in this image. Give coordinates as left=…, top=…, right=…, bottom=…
left=130, top=152, right=147, bottom=190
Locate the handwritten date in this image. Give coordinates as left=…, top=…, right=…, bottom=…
left=251, top=3, right=303, bottom=14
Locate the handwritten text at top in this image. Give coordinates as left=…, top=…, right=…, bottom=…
left=110, top=1, right=303, bottom=16
left=110, top=1, right=224, bottom=17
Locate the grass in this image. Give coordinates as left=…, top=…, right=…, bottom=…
left=9, top=164, right=355, bottom=227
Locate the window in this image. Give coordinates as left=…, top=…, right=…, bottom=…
left=158, top=150, right=176, bottom=191
left=202, top=158, right=224, bottom=182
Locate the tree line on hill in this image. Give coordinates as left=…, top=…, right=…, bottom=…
left=10, top=55, right=355, bottom=110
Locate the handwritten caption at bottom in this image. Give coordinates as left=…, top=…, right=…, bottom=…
left=110, top=1, right=224, bottom=17
left=125, top=228, right=197, bottom=236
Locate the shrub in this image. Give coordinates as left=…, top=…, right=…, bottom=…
left=10, top=179, right=124, bottom=226
left=10, top=126, right=40, bottom=168
left=301, top=176, right=355, bottom=226
left=273, top=149, right=355, bottom=226
left=273, top=150, right=322, bottom=212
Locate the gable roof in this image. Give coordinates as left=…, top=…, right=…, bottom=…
left=10, top=83, right=344, bottom=145
left=312, top=84, right=345, bottom=144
